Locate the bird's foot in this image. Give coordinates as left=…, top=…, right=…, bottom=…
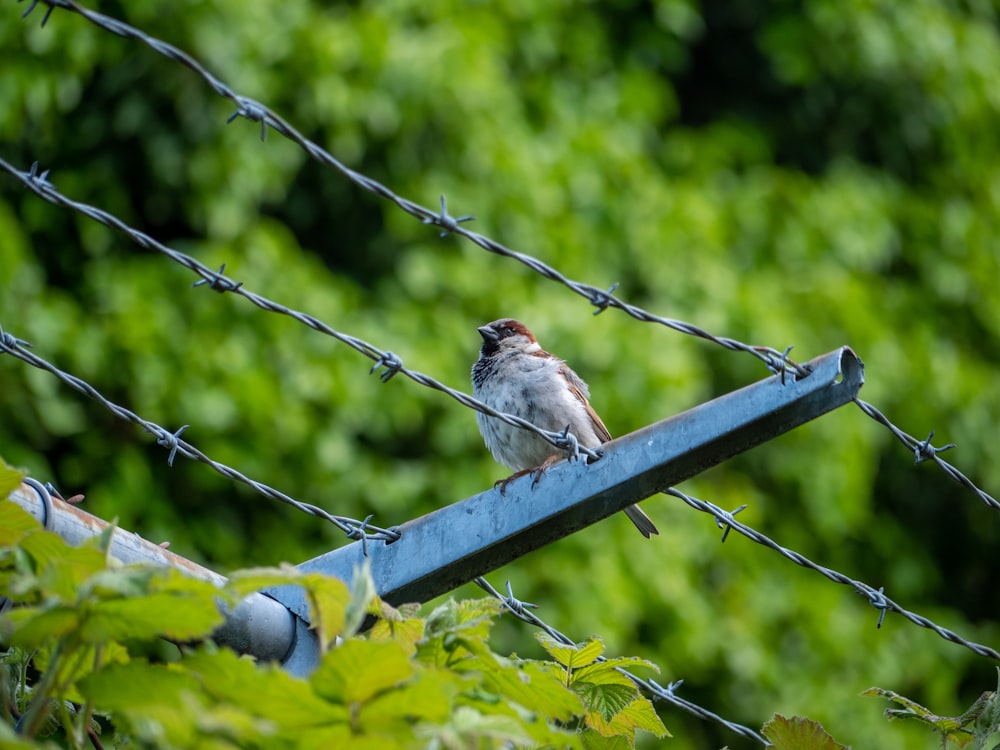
left=494, top=469, right=531, bottom=495
left=494, top=455, right=563, bottom=494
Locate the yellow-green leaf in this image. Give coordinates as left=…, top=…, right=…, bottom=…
left=344, top=561, right=378, bottom=637
left=0, top=495, right=38, bottom=545
left=536, top=632, right=605, bottom=670
left=586, top=694, right=670, bottom=740
left=2, top=604, right=80, bottom=648
left=224, top=564, right=307, bottom=600
left=79, top=591, right=224, bottom=643
left=0, top=459, right=26, bottom=499
left=313, top=639, right=414, bottom=704
left=762, top=714, right=848, bottom=750
left=482, top=661, right=582, bottom=723
left=181, top=647, right=349, bottom=728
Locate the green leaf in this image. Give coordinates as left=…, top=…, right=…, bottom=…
left=586, top=694, right=670, bottom=740
left=536, top=632, right=605, bottom=670
left=1, top=604, right=80, bottom=648
left=482, top=660, right=583, bottom=723
left=359, top=668, right=457, bottom=727
left=313, top=639, right=414, bottom=704
left=78, top=590, right=224, bottom=644
left=419, top=598, right=504, bottom=667
left=22, top=530, right=107, bottom=601
left=0, top=494, right=37, bottom=546
left=577, top=681, right=638, bottom=722
left=181, top=647, right=349, bottom=728
left=581, top=729, right=633, bottom=750
left=343, top=561, right=378, bottom=638
left=762, top=714, right=848, bottom=750
left=82, top=565, right=159, bottom=599
left=78, top=660, right=201, bottom=710
left=573, top=657, right=659, bottom=687
left=0, top=458, right=26, bottom=500
left=419, top=705, right=536, bottom=748
left=224, top=564, right=308, bottom=600
left=78, top=660, right=256, bottom=747
left=298, top=572, right=350, bottom=651
left=368, top=602, right=425, bottom=656
left=0, top=719, right=46, bottom=749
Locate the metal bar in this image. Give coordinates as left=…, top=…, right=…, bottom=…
left=269, top=347, right=864, bottom=620
left=7, top=481, right=313, bottom=672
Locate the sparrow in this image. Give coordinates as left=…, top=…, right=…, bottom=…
left=471, top=318, right=658, bottom=538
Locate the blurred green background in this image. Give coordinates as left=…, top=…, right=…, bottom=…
left=2, top=0, right=999, bottom=746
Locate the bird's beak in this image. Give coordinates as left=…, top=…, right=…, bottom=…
left=478, top=326, right=499, bottom=342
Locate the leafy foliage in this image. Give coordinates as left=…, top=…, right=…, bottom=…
left=863, top=673, right=1000, bottom=749
left=0, top=493, right=667, bottom=748
left=761, top=715, right=847, bottom=750
left=2, top=0, right=1000, bottom=747
left=536, top=632, right=669, bottom=742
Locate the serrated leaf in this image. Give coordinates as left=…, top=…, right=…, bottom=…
left=359, top=668, right=457, bottom=727
left=586, top=694, right=670, bottom=740
left=22, top=531, right=106, bottom=600
left=424, top=597, right=502, bottom=639
left=343, top=562, right=377, bottom=638
left=577, top=681, right=638, bottom=722
left=79, top=662, right=235, bottom=747
left=0, top=459, right=26, bottom=499
left=79, top=660, right=201, bottom=710
left=79, top=591, right=224, bottom=643
left=299, top=572, right=350, bottom=650
left=573, top=657, right=658, bottom=689
left=536, top=632, right=605, bottom=670
left=762, top=714, right=848, bottom=750
left=81, top=565, right=159, bottom=599
left=224, top=565, right=306, bottom=600
left=420, top=705, right=535, bottom=747
left=419, top=598, right=503, bottom=667
left=481, top=660, right=583, bottom=723
left=2, top=604, right=80, bottom=648
left=0, top=497, right=39, bottom=546
left=581, top=729, right=633, bottom=750
left=181, top=647, right=348, bottom=728
left=369, top=615, right=425, bottom=656
left=313, top=639, right=414, bottom=704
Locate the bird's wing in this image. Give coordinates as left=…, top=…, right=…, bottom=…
left=560, top=365, right=612, bottom=443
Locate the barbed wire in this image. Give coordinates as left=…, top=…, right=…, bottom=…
left=474, top=576, right=770, bottom=746
left=14, top=0, right=808, bottom=384
left=13, top=0, right=999, bottom=664
left=0, top=157, right=599, bottom=465
left=664, top=488, right=1000, bottom=661
left=853, top=399, right=1000, bottom=512
left=0, top=326, right=400, bottom=546
left=17, top=1, right=999, bottom=515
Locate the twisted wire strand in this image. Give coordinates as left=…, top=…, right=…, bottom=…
left=853, top=399, right=1000, bottom=511
left=474, top=576, right=770, bottom=746
left=0, top=156, right=599, bottom=464
left=15, top=0, right=808, bottom=382
left=665, top=488, right=999, bottom=661
left=0, top=327, right=400, bottom=543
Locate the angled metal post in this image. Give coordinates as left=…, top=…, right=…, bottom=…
left=6, top=480, right=318, bottom=675
left=269, top=347, right=864, bottom=625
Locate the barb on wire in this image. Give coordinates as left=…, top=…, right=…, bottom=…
left=664, top=488, right=1000, bottom=661
left=15, top=0, right=808, bottom=382
left=0, top=326, right=401, bottom=546
left=853, top=398, right=1000, bottom=512
left=0, top=156, right=599, bottom=465
left=474, top=576, right=769, bottom=746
